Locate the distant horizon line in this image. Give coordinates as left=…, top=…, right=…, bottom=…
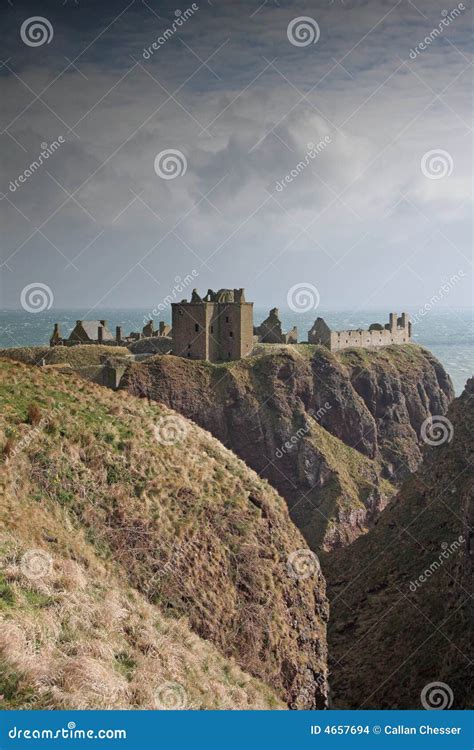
left=2, top=305, right=474, bottom=313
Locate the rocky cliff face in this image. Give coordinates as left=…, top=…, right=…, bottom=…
left=319, top=346, right=454, bottom=479
left=0, top=359, right=328, bottom=709
left=325, top=378, right=473, bottom=709
left=121, top=344, right=453, bottom=551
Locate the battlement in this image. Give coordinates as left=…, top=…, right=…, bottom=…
left=308, top=313, right=412, bottom=351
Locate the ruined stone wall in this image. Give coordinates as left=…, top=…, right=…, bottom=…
left=237, top=303, right=255, bottom=359
left=171, top=303, right=208, bottom=360
left=329, top=326, right=411, bottom=351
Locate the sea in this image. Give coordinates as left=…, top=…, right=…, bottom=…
left=0, top=307, right=472, bottom=395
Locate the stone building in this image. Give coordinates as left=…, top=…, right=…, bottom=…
left=171, top=288, right=254, bottom=361
left=50, top=319, right=172, bottom=348
left=308, top=313, right=411, bottom=351
left=50, top=320, right=120, bottom=347
left=254, top=308, right=298, bottom=344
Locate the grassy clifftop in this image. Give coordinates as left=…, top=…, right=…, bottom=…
left=0, top=345, right=130, bottom=367
left=0, top=359, right=328, bottom=709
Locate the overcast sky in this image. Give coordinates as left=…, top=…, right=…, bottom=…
left=0, top=0, right=472, bottom=312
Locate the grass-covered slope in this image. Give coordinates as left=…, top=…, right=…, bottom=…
left=0, top=526, right=282, bottom=710
left=0, top=359, right=328, bottom=709
left=325, top=378, right=473, bottom=709
left=0, top=345, right=130, bottom=367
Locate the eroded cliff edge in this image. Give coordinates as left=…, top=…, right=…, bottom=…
left=121, top=344, right=454, bottom=551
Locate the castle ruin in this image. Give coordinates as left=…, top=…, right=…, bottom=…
left=254, top=308, right=298, bottom=345
left=171, top=288, right=254, bottom=361
left=49, top=291, right=412, bottom=362
left=308, top=313, right=411, bottom=351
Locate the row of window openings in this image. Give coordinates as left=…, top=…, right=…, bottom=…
left=193, top=321, right=232, bottom=336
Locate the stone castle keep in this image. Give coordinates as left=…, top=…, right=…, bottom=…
left=50, top=288, right=411, bottom=362
left=172, top=288, right=254, bottom=361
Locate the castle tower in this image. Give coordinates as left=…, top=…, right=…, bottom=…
left=172, top=288, right=254, bottom=362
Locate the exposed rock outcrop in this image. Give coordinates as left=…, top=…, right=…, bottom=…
left=121, top=344, right=454, bottom=551
left=325, top=378, right=473, bottom=709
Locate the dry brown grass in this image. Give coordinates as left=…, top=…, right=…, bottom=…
left=0, top=359, right=328, bottom=709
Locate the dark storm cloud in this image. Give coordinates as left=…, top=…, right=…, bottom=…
left=0, top=0, right=472, bottom=311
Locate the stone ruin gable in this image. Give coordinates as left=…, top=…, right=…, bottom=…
left=50, top=320, right=118, bottom=347
left=255, top=308, right=298, bottom=344
left=141, top=320, right=172, bottom=339
left=308, top=313, right=411, bottom=351
left=171, top=288, right=254, bottom=362
left=308, top=318, right=331, bottom=347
